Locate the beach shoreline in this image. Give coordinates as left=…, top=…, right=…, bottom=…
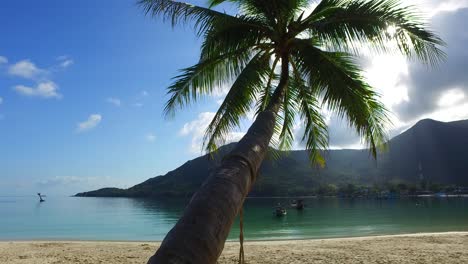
left=1, top=231, right=467, bottom=243
left=1, top=232, right=467, bottom=263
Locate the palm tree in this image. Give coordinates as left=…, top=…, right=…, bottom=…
left=138, top=0, right=444, bottom=263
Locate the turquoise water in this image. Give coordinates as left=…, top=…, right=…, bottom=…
left=1, top=196, right=468, bottom=241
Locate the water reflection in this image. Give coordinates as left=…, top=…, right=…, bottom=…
left=0, top=196, right=467, bottom=241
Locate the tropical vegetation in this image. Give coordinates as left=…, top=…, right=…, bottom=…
left=137, top=0, right=444, bottom=263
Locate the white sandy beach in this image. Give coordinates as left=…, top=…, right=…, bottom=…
left=1, top=232, right=467, bottom=263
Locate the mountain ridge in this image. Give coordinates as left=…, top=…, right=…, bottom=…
left=75, top=118, right=468, bottom=198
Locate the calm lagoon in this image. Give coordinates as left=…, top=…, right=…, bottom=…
left=1, top=196, right=467, bottom=241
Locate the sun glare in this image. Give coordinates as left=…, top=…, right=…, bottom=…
left=365, top=54, right=409, bottom=107
left=386, top=25, right=398, bottom=37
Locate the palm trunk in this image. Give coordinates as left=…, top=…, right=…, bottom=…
left=148, top=55, right=289, bottom=264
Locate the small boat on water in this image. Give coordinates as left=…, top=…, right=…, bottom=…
left=290, top=199, right=304, bottom=210
left=274, top=204, right=287, bottom=217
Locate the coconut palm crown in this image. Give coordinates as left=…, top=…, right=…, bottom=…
left=139, top=0, right=444, bottom=162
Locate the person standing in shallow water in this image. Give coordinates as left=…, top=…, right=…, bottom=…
left=37, top=193, right=45, bottom=202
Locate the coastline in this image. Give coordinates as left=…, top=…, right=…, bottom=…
left=72, top=194, right=468, bottom=199
left=2, top=231, right=467, bottom=243
left=1, top=232, right=467, bottom=263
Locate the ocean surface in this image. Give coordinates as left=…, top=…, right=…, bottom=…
left=1, top=196, right=468, bottom=241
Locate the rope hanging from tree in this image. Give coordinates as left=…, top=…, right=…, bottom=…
left=238, top=206, right=245, bottom=264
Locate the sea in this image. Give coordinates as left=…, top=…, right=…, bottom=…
left=1, top=196, right=467, bottom=241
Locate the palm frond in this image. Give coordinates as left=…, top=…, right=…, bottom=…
left=255, top=56, right=279, bottom=115
left=302, top=0, right=445, bottom=65
left=277, top=75, right=300, bottom=151
left=164, top=48, right=252, bottom=116
left=292, top=38, right=389, bottom=157
left=138, top=0, right=239, bottom=35
left=164, top=11, right=274, bottom=116
left=204, top=52, right=272, bottom=152
left=200, top=14, right=271, bottom=60
left=209, top=0, right=309, bottom=24
left=290, top=59, right=328, bottom=165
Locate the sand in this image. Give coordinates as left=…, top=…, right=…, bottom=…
left=1, top=232, right=467, bottom=263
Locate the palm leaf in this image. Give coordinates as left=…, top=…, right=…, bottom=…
left=204, top=52, right=272, bottom=152
left=292, top=38, right=388, bottom=157
left=209, top=0, right=309, bottom=24
left=255, top=56, right=279, bottom=114
left=290, top=59, right=328, bottom=165
left=200, top=14, right=271, bottom=61
left=277, top=75, right=300, bottom=151
left=138, top=0, right=237, bottom=35
left=164, top=48, right=252, bottom=116
left=302, top=0, right=445, bottom=64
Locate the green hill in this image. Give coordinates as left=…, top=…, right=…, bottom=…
left=75, top=119, right=468, bottom=198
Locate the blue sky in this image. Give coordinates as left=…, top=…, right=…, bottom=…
left=1, top=0, right=468, bottom=196
left=0, top=0, right=226, bottom=195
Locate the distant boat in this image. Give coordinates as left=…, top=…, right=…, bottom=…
left=290, top=199, right=304, bottom=210
left=37, top=193, right=45, bottom=202
left=274, top=204, right=287, bottom=217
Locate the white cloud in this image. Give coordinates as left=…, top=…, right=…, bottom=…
left=209, top=85, right=231, bottom=106
left=134, top=102, right=144, bottom=107
left=364, top=54, right=409, bottom=107
left=60, top=59, right=74, bottom=68
left=8, top=59, right=44, bottom=79
left=55, top=55, right=74, bottom=68
left=393, top=8, right=468, bottom=122
left=13, top=81, right=62, bottom=99
left=76, top=114, right=102, bottom=133
left=0, top=56, right=7, bottom=64
left=106, top=97, right=122, bottom=107
left=410, top=0, right=468, bottom=16
left=210, top=86, right=230, bottom=98
left=305, top=0, right=466, bottom=21
left=426, top=102, right=468, bottom=121
left=180, top=112, right=245, bottom=154
left=6, top=58, right=71, bottom=99
left=180, top=112, right=215, bottom=137
left=437, top=89, right=465, bottom=107
left=146, top=133, right=156, bottom=142
left=395, top=99, right=468, bottom=136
